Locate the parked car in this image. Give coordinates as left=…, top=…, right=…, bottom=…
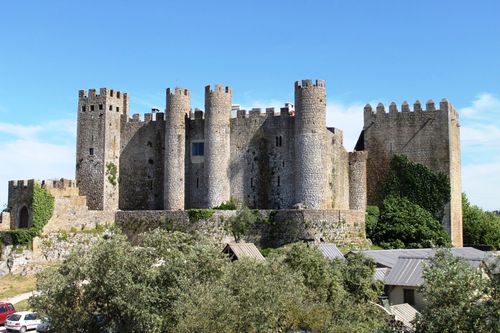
left=5, top=312, right=41, bottom=332
left=0, top=303, right=16, bottom=325
left=35, top=318, right=51, bottom=333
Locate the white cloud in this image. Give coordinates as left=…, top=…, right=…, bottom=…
left=326, top=102, right=365, bottom=151
left=0, top=119, right=76, bottom=208
left=460, top=93, right=500, bottom=118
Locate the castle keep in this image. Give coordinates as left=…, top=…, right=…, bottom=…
left=2, top=79, right=462, bottom=247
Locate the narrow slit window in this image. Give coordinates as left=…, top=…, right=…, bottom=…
left=89, top=148, right=94, bottom=156
left=277, top=176, right=280, bottom=187
left=196, top=177, right=199, bottom=188
left=82, top=105, right=86, bottom=112
left=279, top=136, right=282, bottom=146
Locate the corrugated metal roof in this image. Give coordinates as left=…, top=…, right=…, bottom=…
left=223, top=243, right=265, bottom=261
left=384, top=256, right=483, bottom=287
left=390, top=303, right=419, bottom=332
left=374, top=267, right=391, bottom=281
left=317, top=243, right=345, bottom=260
left=353, top=247, right=486, bottom=268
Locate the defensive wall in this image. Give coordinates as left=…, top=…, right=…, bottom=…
left=115, top=209, right=367, bottom=247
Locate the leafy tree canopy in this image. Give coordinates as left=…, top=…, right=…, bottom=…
left=31, top=230, right=392, bottom=333
left=462, top=193, right=500, bottom=250
left=371, top=196, right=451, bottom=249
left=414, top=249, right=499, bottom=333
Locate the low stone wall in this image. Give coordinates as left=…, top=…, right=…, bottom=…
left=116, top=209, right=367, bottom=247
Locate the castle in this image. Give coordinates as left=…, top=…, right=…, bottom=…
left=1, top=80, right=462, bottom=246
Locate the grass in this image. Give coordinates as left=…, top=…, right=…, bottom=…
left=13, top=299, right=30, bottom=311
left=0, top=274, right=36, bottom=301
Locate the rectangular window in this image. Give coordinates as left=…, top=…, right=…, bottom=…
left=89, top=148, right=94, bottom=156
left=82, top=105, right=86, bottom=112
left=99, top=104, right=103, bottom=110
left=116, top=106, right=120, bottom=112
left=109, top=105, right=113, bottom=111
left=403, top=288, right=415, bottom=305
left=90, top=105, right=95, bottom=111
left=192, top=142, right=204, bottom=156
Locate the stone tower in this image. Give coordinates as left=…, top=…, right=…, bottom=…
left=164, top=88, right=190, bottom=210
left=348, top=151, right=367, bottom=211
left=76, top=88, right=128, bottom=210
left=204, top=85, right=232, bottom=207
left=294, top=80, right=326, bottom=209
left=363, top=99, right=462, bottom=246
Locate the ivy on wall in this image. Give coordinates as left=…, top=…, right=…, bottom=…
left=382, top=155, right=450, bottom=220
left=106, top=162, right=118, bottom=186
left=3, top=183, right=55, bottom=246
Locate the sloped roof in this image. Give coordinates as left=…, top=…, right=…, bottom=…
left=384, top=256, right=483, bottom=287
left=352, top=247, right=486, bottom=268
left=317, top=243, right=345, bottom=260
left=223, top=243, right=265, bottom=261
left=375, top=267, right=391, bottom=281
left=390, top=303, right=419, bottom=332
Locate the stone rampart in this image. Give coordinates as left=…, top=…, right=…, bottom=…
left=116, top=209, right=367, bottom=247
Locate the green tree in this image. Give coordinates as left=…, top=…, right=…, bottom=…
left=227, top=206, right=258, bottom=242
left=414, top=250, right=498, bottom=333
left=462, top=193, right=500, bottom=249
left=372, top=196, right=451, bottom=249
left=342, top=253, right=383, bottom=303
left=365, top=205, right=380, bottom=241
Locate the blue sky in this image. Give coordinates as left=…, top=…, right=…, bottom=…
left=0, top=0, right=499, bottom=210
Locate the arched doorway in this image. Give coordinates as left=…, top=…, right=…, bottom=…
left=19, top=206, right=29, bottom=229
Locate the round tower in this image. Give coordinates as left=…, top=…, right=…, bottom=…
left=294, top=79, right=326, bottom=209
left=164, top=88, right=190, bottom=210
left=348, top=151, right=367, bottom=211
left=204, top=84, right=232, bottom=207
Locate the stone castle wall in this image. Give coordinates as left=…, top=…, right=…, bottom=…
left=116, top=209, right=367, bottom=247
left=363, top=99, right=462, bottom=246
left=112, top=80, right=360, bottom=211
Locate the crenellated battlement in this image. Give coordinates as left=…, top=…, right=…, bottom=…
left=79, top=88, right=127, bottom=100
left=42, top=178, right=78, bottom=190
left=167, top=87, right=190, bottom=97
left=205, top=84, right=232, bottom=94
left=295, top=79, right=325, bottom=89
left=9, top=179, right=35, bottom=190
left=129, top=112, right=166, bottom=123
left=364, top=98, right=454, bottom=118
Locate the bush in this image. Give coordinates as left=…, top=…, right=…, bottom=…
left=187, top=208, right=215, bottom=221
left=372, top=196, right=451, bottom=249
left=462, top=194, right=500, bottom=249
left=227, top=207, right=258, bottom=242
left=214, top=198, right=240, bottom=210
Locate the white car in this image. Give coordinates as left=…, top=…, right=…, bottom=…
left=5, top=312, right=41, bottom=332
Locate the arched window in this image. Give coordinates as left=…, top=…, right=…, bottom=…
left=19, top=206, right=29, bottom=229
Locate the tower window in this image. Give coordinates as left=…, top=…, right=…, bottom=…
left=109, top=105, right=113, bottom=111
left=192, top=142, right=204, bottom=156
left=196, top=177, right=199, bottom=188
left=82, top=105, right=86, bottom=112
left=277, top=176, right=280, bottom=187
left=89, top=148, right=94, bottom=156
left=99, top=104, right=103, bottom=110
left=90, top=105, right=95, bottom=111
left=276, top=136, right=283, bottom=147
left=116, top=106, right=120, bottom=112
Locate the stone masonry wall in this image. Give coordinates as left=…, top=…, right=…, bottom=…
left=120, top=113, right=165, bottom=210
left=116, top=209, right=367, bottom=247
left=363, top=99, right=462, bottom=246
